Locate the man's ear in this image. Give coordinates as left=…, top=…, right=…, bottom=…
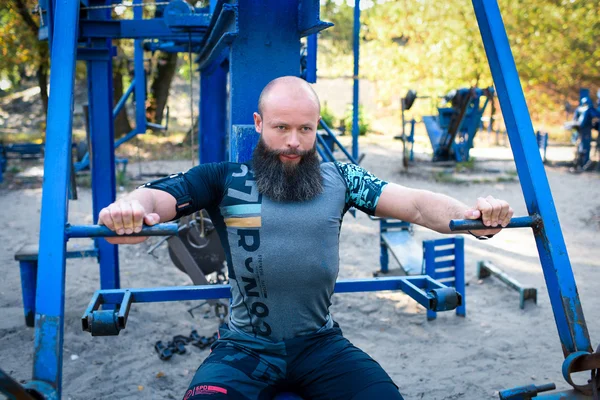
left=253, top=112, right=262, bottom=134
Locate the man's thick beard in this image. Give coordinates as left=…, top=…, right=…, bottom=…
left=252, top=138, right=323, bottom=202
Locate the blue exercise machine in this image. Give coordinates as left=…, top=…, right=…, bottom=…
left=423, top=86, right=495, bottom=162
left=1, top=1, right=599, bottom=400
left=395, top=86, right=495, bottom=166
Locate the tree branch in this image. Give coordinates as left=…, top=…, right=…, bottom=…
left=11, top=0, right=39, bottom=35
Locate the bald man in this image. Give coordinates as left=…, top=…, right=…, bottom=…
left=99, top=76, right=513, bottom=399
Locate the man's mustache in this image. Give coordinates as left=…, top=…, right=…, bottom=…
left=268, top=146, right=315, bottom=157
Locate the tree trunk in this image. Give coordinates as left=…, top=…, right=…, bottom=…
left=12, top=0, right=49, bottom=117
left=37, top=44, right=49, bottom=116
left=113, top=52, right=132, bottom=137
left=147, top=51, right=178, bottom=128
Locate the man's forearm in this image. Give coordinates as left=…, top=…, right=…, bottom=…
left=413, top=190, right=469, bottom=234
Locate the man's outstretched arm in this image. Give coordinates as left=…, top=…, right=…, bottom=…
left=375, top=183, right=513, bottom=236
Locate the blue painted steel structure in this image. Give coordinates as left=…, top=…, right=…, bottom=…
left=351, top=0, right=360, bottom=161
left=3, top=0, right=597, bottom=399
left=79, top=275, right=462, bottom=336
left=422, top=87, right=494, bottom=162
left=471, top=1, right=597, bottom=396
left=32, top=0, right=80, bottom=395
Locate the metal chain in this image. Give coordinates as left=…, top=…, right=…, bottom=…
left=80, top=2, right=171, bottom=11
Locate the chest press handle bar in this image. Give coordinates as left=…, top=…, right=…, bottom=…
left=66, top=223, right=179, bottom=238
left=449, top=214, right=542, bottom=232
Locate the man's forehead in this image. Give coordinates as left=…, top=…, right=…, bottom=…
left=261, top=80, right=320, bottom=110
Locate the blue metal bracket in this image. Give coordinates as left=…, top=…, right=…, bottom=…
left=76, top=46, right=116, bottom=61
left=196, top=3, right=238, bottom=70
left=298, top=0, right=334, bottom=37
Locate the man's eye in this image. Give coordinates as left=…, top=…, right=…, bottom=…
left=302, top=127, right=312, bottom=131
left=277, top=126, right=286, bottom=130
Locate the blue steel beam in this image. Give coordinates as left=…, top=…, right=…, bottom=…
left=351, top=0, right=360, bottom=161
left=200, top=56, right=228, bottom=163
left=319, top=120, right=358, bottom=164
left=472, top=0, right=592, bottom=357
left=87, top=4, right=120, bottom=293
left=228, top=0, right=306, bottom=162
left=306, top=33, right=318, bottom=83
left=112, top=78, right=135, bottom=119
left=32, top=0, right=80, bottom=393
left=133, top=0, right=147, bottom=134
left=82, top=276, right=454, bottom=312
left=79, top=17, right=210, bottom=39
left=0, top=368, right=37, bottom=400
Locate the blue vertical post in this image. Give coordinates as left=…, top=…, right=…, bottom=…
left=472, top=0, right=592, bottom=355
left=351, top=0, right=360, bottom=160
left=379, top=220, right=389, bottom=274
left=200, top=58, right=228, bottom=163
left=19, top=261, right=37, bottom=327
left=87, top=4, right=120, bottom=292
left=133, top=0, right=146, bottom=134
left=424, top=241, right=436, bottom=321
left=32, top=0, right=80, bottom=392
left=228, top=0, right=301, bottom=162
left=306, top=33, right=317, bottom=84
left=454, top=237, right=465, bottom=317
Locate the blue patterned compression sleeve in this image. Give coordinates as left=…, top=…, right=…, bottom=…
left=334, top=162, right=388, bottom=215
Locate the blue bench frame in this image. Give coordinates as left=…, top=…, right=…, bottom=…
left=15, top=243, right=98, bottom=327
left=376, top=218, right=466, bottom=320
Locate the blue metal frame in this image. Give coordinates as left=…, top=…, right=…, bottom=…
left=32, top=0, right=80, bottom=394
left=305, top=33, right=318, bottom=83
left=473, top=0, right=592, bottom=357
left=79, top=275, right=462, bottom=336
left=86, top=5, right=120, bottom=294
left=351, top=0, right=360, bottom=161
left=8, top=1, right=596, bottom=399
left=199, top=55, right=228, bottom=163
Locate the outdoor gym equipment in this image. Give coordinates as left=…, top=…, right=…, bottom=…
left=423, top=86, right=495, bottom=162
left=2, top=0, right=600, bottom=399
left=396, top=86, right=495, bottom=165
left=476, top=260, right=537, bottom=310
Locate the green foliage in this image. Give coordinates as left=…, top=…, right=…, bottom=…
left=0, top=1, right=42, bottom=91
left=319, top=0, right=600, bottom=123
left=343, top=105, right=370, bottom=136
left=320, top=102, right=338, bottom=128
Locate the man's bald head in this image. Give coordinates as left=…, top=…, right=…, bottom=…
left=257, top=76, right=321, bottom=117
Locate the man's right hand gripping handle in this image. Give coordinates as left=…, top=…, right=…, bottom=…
left=98, top=198, right=161, bottom=245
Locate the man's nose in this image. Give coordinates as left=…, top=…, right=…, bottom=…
left=287, top=131, right=300, bottom=148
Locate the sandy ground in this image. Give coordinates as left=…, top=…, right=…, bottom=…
left=1, top=136, right=599, bottom=400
